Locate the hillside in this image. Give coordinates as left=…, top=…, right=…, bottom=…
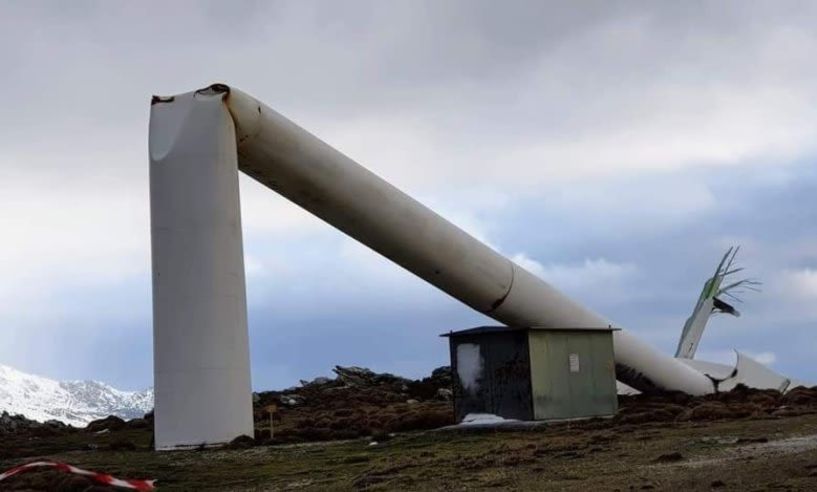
left=2, top=366, right=817, bottom=490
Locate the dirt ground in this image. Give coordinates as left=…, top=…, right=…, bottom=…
left=3, top=412, right=817, bottom=491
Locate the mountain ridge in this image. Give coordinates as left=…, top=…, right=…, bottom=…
left=0, top=364, right=153, bottom=427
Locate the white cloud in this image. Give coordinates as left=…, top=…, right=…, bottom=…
left=3, top=2, right=817, bottom=386
left=303, top=9, right=817, bottom=192
left=762, top=268, right=817, bottom=322
left=511, top=254, right=637, bottom=308
left=521, top=256, right=636, bottom=290
left=781, top=268, right=817, bottom=300
left=748, top=351, right=778, bottom=366
left=511, top=253, right=547, bottom=278
left=0, top=168, right=148, bottom=311
left=243, top=255, right=266, bottom=277
left=239, top=175, right=325, bottom=236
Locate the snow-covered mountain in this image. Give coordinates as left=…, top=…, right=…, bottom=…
left=0, top=364, right=153, bottom=427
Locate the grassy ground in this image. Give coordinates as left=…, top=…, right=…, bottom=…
left=3, top=414, right=817, bottom=490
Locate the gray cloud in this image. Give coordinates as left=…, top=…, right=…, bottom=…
left=1, top=1, right=816, bottom=388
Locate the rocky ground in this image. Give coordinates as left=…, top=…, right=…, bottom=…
left=252, top=366, right=455, bottom=443
left=3, top=367, right=817, bottom=490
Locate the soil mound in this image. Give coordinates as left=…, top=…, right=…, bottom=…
left=616, top=384, right=817, bottom=424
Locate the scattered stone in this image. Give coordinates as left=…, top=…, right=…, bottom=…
left=781, top=386, right=817, bottom=406
left=227, top=434, right=256, bottom=449
left=334, top=366, right=409, bottom=387
left=437, top=388, right=453, bottom=400
left=125, top=418, right=149, bottom=429
left=300, top=376, right=333, bottom=386
left=1, top=411, right=43, bottom=434
left=85, top=415, right=126, bottom=433
left=281, top=394, right=304, bottom=406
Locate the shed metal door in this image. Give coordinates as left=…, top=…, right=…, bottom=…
left=451, top=332, right=533, bottom=421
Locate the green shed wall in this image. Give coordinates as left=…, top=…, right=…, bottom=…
left=528, top=330, right=617, bottom=420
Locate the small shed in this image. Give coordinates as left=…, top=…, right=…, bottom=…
left=442, top=326, right=618, bottom=422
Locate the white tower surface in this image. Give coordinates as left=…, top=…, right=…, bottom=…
left=149, top=83, right=714, bottom=449
left=149, top=87, right=253, bottom=450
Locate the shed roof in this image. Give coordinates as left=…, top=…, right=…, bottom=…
left=440, top=325, right=620, bottom=337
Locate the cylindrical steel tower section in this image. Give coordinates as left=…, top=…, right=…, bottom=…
left=149, top=87, right=254, bottom=450
left=222, top=86, right=713, bottom=395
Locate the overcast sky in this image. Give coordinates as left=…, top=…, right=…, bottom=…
left=2, top=1, right=816, bottom=391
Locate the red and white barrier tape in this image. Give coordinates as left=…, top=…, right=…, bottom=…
left=0, top=461, right=156, bottom=490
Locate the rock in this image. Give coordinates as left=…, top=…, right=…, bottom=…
left=86, top=415, right=126, bottom=432
left=0, top=411, right=42, bottom=434
left=126, top=418, right=149, bottom=429
left=333, top=366, right=375, bottom=386
left=781, top=386, right=817, bottom=406
left=300, top=376, right=332, bottom=386
left=406, top=399, right=419, bottom=404
left=333, top=366, right=410, bottom=387
left=281, top=394, right=303, bottom=406
left=430, top=366, right=452, bottom=380
left=334, top=366, right=373, bottom=385
left=227, top=434, right=256, bottom=449
left=437, top=388, right=453, bottom=401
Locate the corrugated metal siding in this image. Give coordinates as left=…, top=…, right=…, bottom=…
left=450, top=332, right=533, bottom=421
left=529, top=331, right=617, bottom=420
